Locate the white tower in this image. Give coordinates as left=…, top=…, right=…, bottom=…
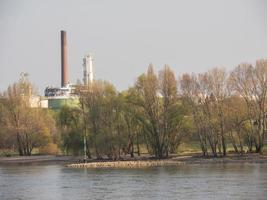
left=83, top=54, right=94, bottom=85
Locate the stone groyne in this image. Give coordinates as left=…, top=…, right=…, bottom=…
left=67, top=160, right=185, bottom=168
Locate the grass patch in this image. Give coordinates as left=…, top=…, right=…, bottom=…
left=178, top=142, right=202, bottom=155
left=0, top=149, right=18, bottom=157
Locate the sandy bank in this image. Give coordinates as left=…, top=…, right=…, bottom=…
left=67, top=160, right=185, bottom=168
left=67, top=154, right=267, bottom=168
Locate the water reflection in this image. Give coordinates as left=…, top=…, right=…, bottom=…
left=0, top=163, right=266, bottom=200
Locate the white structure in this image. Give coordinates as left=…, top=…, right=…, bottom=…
left=83, top=54, right=94, bottom=85
left=29, top=96, right=48, bottom=108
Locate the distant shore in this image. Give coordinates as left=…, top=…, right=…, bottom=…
left=1, top=153, right=267, bottom=167
left=0, top=155, right=79, bottom=164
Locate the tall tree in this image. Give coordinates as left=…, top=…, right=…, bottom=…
left=79, top=80, right=128, bottom=159
left=0, top=76, right=55, bottom=156
left=229, top=60, right=267, bottom=154
left=132, top=65, right=186, bottom=158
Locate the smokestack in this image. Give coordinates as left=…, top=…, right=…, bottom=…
left=61, top=30, right=68, bottom=87
left=83, top=54, right=94, bottom=85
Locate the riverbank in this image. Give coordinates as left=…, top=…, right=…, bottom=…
left=0, top=155, right=79, bottom=164
left=67, top=153, right=267, bottom=168
left=1, top=153, right=267, bottom=167
left=173, top=153, right=267, bottom=164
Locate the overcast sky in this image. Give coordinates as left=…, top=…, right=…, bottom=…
left=0, top=0, right=267, bottom=94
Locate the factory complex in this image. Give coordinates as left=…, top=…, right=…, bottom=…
left=31, top=30, right=93, bottom=111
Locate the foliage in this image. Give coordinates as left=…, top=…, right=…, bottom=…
left=1, top=58, right=267, bottom=158
left=57, top=106, right=83, bottom=156
left=0, top=77, right=56, bottom=156
left=129, top=65, right=188, bottom=158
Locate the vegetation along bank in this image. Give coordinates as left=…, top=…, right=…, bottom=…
left=1, top=59, right=267, bottom=160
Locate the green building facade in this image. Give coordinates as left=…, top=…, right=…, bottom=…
left=48, top=97, right=79, bottom=111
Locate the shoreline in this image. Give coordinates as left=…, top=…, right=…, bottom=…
left=0, top=155, right=79, bottom=164
left=67, top=154, right=267, bottom=168
left=1, top=153, right=267, bottom=167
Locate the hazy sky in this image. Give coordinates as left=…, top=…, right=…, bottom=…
left=1, top=0, right=267, bottom=94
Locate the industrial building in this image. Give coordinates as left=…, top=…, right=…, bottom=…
left=42, top=30, right=94, bottom=111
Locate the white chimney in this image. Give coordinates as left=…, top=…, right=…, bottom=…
left=83, top=54, right=94, bottom=85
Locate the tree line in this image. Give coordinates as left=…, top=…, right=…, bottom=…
left=0, top=59, right=266, bottom=158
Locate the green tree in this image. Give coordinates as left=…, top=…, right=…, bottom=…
left=79, top=80, right=128, bottom=159
left=58, top=105, right=83, bottom=156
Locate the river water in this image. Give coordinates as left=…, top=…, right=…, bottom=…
left=0, top=163, right=267, bottom=200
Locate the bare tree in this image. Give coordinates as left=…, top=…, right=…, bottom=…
left=206, top=68, right=228, bottom=156
left=133, top=65, right=186, bottom=158
left=180, top=73, right=208, bottom=156
left=229, top=60, right=267, bottom=153
left=224, top=96, right=248, bottom=154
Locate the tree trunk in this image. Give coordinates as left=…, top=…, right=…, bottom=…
left=16, top=133, right=24, bottom=156
left=221, top=134, right=227, bottom=156
left=86, top=138, right=91, bottom=159
left=136, top=130, right=140, bottom=156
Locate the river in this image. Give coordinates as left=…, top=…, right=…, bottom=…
left=0, top=163, right=266, bottom=200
